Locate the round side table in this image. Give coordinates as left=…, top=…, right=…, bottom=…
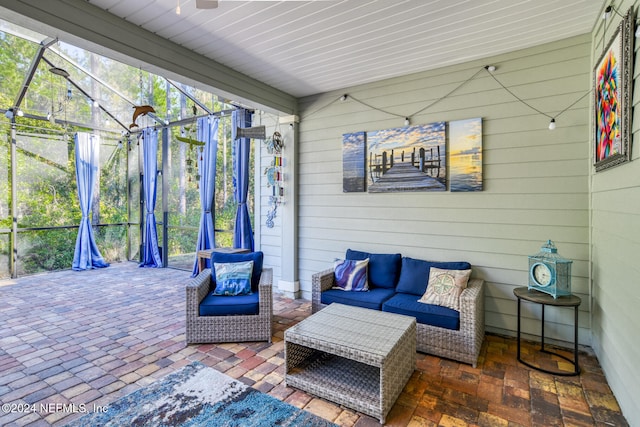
left=513, top=287, right=581, bottom=376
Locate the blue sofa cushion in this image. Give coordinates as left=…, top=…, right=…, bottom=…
left=321, top=287, right=396, bottom=311
left=199, top=292, right=259, bottom=316
left=396, top=257, right=471, bottom=296
left=211, top=251, right=263, bottom=292
left=382, top=293, right=460, bottom=330
left=346, top=249, right=401, bottom=289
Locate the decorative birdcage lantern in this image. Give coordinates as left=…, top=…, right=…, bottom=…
left=528, top=240, right=573, bottom=298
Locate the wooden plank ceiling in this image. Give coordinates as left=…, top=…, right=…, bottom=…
left=87, top=0, right=602, bottom=97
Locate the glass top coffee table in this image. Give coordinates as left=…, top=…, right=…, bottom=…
left=285, top=303, right=416, bottom=423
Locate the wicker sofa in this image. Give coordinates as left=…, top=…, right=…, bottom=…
left=312, top=250, right=484, bottom=367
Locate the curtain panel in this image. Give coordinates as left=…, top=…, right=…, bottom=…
left=139, top=128, right=162, bottom=268
left=72, top=132, right=109, bottom=271
left=232, top=108, right=254, bottom=251
left=191, top=116, right=219, bottom=276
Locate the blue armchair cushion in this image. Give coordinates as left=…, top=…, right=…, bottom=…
left=382, top=293, right=460, bottom=330
left=212, top=260, right=253, bottom=296
left=321, top=287, right=395, bottom=311
left=346, top=249, right=401, bottom=289
left=211, top=251, right=263, bottom=292
left=199, top=292, right=259, bottom=316
left=333, top=258, right=369, bottom=291
left=395, top=257, right=471, bottom=296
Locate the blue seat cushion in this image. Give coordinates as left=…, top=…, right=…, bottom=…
left=395, top=257, right=471, bottom=296
left=199, top=292, right=259, bottom=316
left=382, top=293, right=460, bottom=330
left=211, top=251, right=263, bottom=292
left=346, top=249, right=401, bottom=289
left=321, top=287, right=396, bottom=311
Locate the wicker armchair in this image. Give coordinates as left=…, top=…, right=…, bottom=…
left=312, top=269, right=484, bottom=367
left=186, top=267, right=273, bottom=344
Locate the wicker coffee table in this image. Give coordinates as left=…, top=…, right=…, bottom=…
left=285, top=303, right=416, bottom=423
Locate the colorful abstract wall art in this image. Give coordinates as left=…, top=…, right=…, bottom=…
left=366, top=122, right=446, bottom=193
left=594, top=7, right=634, bottom=172
left=449, top=118, right=483, bottom=192
left=342, top=132, right=366, bottom=192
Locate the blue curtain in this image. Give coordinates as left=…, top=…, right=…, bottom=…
left=139, top=128, right=162, bottom=268
left=72, top=133, right=109, bottom=271
left=232, top=108, right=254, bottom=251
left=191, top=116, right=219, bottom=276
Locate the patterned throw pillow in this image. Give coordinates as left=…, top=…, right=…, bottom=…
left=333, top=258, right=369, bottom=291
left=213, top=260, right=254, bottom=296
left=418, top=267, right=472, bottom=311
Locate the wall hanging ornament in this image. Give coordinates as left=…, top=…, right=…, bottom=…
left=265, top=130, right=283, bottom=154
left=264, top=154, right=284, bottom=228
left=176, top=123, right=205, bottom=186
left=263, top=126, right=285, bottom=227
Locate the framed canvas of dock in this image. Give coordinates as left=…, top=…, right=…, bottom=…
left=366, top=122, right=446, bottom=193
left=449, top=118, right=483, bottom=192
left=593, top=6, right=634, bottom=172
left=342, top=132, right=367, bottom=192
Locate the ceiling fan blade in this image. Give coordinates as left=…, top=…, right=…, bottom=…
left=196, top=0, right=218, bottom=9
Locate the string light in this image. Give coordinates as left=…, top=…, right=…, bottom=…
left=483, top=67, right=590, bottom=130
left=304, top=64, right=590, bottom=131
left=602, top=5, right=623, bottom=20
left=176, top=0, right=181, bottom=15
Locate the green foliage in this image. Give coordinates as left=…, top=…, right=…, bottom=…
left=1, top=26, right=256, bottom=276
left=18, top=229, right=76, bottom=274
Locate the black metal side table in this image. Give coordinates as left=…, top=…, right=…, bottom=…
left=513, top=287, right=581, bottom=376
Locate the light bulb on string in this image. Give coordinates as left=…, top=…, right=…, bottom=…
left=548, top=118, right=556, bottom=130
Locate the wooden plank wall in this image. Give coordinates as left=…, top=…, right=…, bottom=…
left=590, top=1, right=640, bottom=424
left=253, top=111, right=284, bottom=284
left=296, top=34, right=592, bottom=346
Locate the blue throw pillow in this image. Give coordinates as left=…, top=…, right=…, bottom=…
left=211, top=251, right=263, bottom=291
left=396, top=257, right=471, bottom=296
left=212, top=260, right=253, bottom=296
left=333, top=258, right=369, bottom=291
left=346, top=249, right=401, bottom=289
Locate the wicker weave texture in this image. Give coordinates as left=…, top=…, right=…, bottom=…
left=285, top=303, right=415, bottom=423
left=312, top=269, right=484, bottom=367
left=185, top=268, right=273, bottom=344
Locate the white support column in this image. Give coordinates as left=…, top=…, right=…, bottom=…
left=277, top=116, right=299, bottom=298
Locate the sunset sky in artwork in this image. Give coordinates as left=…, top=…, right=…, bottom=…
left=449, top=118, right=482, bottom=156
left=367, top=122, right=445, bottom=154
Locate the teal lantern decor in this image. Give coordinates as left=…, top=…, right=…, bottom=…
left=528, top=240, right=573, bottom=298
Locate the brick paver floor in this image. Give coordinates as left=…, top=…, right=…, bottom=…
left=0, top=262, right=629, bottom=426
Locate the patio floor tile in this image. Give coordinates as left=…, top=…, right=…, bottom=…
left=0, top=262, right=630, bottom=426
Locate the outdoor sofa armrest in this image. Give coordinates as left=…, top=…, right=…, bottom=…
left=458, top=278, right=485, bottom=335
left=186, top=268, right=212, bottom=312
left=311, top=268, right=335, bottom=313
left=257, top=267, right=273, bottom=316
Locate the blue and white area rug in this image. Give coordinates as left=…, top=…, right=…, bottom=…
left=64, top=361, right=336, bottom=427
